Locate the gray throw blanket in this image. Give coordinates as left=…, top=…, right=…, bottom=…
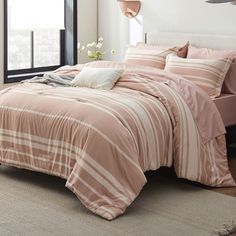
left=23, top=73, right=74, bottom=87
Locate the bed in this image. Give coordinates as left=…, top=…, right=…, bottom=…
left=214, top=94, right=236, bottom=127
left=0, top=33, right=235, bottom=220
left=145, top=32, right=236, bottom=127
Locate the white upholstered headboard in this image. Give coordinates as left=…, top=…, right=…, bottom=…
left=146, top=32, right=236, bottom=50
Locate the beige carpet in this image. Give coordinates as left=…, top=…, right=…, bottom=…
left=0, top=166, right=236, bottom=236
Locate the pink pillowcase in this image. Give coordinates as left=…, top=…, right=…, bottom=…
left=187, top=45, right=236, bottom=94
left=137, top=42, right=189, bottom=58
left=124, top=42, right=189, bottom=69
left=165, top=54, right=231, bottom=98
left=124, top=46, right=177, bottom=69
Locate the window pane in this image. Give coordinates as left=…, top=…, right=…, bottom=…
left=8, top=30, right=31, bottom=70
left=9, top=0, right=64, bottom=31
left=34, top=30, right=60, bottom=68
left=7, top=0, right=64, bottom=71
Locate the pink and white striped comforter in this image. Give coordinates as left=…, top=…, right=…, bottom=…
left=0, top=61, right=235, bottom=220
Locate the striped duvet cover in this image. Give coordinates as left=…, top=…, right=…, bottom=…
left=0, top=61, right=235, bottom=220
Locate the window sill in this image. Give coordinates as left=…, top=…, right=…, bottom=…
left=5, top=68, right=59, bottom=84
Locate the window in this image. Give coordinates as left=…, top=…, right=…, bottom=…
left=8, top=30, right=62, bottom=70
left=4, top=0, right=77, bottom=83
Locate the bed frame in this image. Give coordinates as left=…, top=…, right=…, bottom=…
left=145, top=32, right=236, bottom=50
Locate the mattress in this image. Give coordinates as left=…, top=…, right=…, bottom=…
left=214, top=94, right=236, bottom=127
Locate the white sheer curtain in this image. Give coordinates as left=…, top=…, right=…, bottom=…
left=9, top=0, right=64, bottom=30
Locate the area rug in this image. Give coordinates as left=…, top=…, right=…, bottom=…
left=0, top=166, right=236, bottom=236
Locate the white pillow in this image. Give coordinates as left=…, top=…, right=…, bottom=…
left=71, top=67, right=123, bottom=90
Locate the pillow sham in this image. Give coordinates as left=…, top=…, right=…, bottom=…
left=187, top=45, right=236, bottom=95
left=164, top=54, right=232, bottom=98
left=124, top=46, right=177, bottom=69
left=70, top=67, right=123, bottom=90
left=176, top=42, right=189, bottom=58
left=136, top=42, right=189, bottom=58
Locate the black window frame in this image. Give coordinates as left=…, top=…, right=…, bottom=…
left=4, top=0, right=77, bottom=83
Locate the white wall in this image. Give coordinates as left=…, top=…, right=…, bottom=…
left=78, top=0, right=98, bottom=63
left=98, top=0, right=236, bottom=60
left=98, top=0, right=129, bottom=61
left=0, top=0, right=4, bottom=84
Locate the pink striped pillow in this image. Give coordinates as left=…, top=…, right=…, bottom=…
left=137, top=42, right=189, bottom=58
left=164, top=55, right=232, bottom=98
left=187, top=45, right=236, bottom=95
left=124, top=46, right=177, bottom=69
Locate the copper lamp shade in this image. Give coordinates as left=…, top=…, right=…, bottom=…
left=117, top=0, right=141, bottom=18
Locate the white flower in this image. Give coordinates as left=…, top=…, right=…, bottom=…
left=111, top=49, right=116, bottom=55
left=87, top=42, right=96, bottom=47
left=96, top=42, right=103, bottom=49
left=87, top=42, right=96, bottom=48
left=81, top=46, right=85, bottom=51
left=98, top=37, right=104, bottom=42
left=87, top=50, right=94, bottom=57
